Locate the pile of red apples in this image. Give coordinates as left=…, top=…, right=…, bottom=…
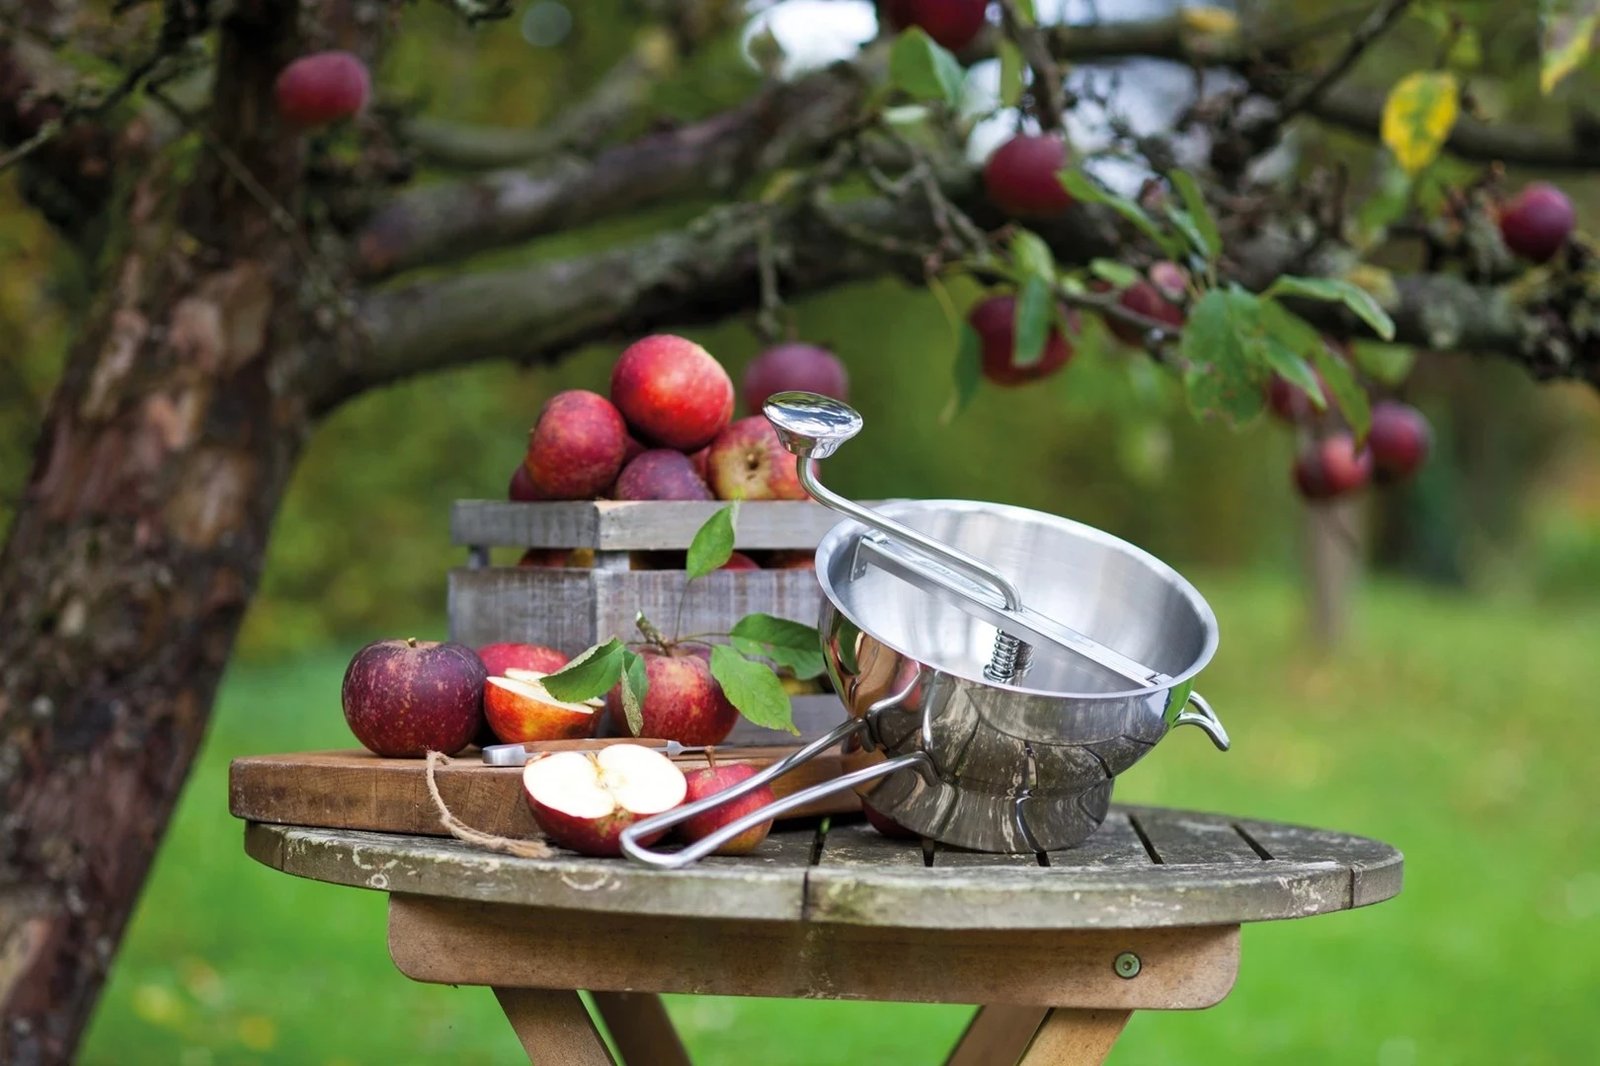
left=340, top=636, right=779, bottom=857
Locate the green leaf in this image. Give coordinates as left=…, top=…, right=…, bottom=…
left=1179, top=287, right=1269, bottom=425
left=1352, top=341, right=1417, bottom=387
left=1261, top=340, right=1327, bottom=411
left=1088, top=258, right=1140, bottom=288
left=1167, top=170, right=1220, bottom=261
left=1010, top=228, right=1055, bottom=282
left=1013, top=275, right=1052, bottom=368
left=835, top=618, right=862, bottom=675
left=1265, top=275, right=1396, bottom=341
left=888, top=27, right=965, bottom=108
left=997, top=39, right=1025, bottom=108
left=1259, top=301, right=1371, bottom=437
left=617, top=650, right=648, bottom=735
left=686, top=503, right=737, bottom=578
left=541, top=639, right=626, bottom=703
left=709, top=645, right=797, bottom=734
left=942, top=323, right=983, bottom=423
left=1380, top=70, right=1459, bottom=175
left=1060, top=170, right=1182, bottom=257
left=1308, top=340, right=1370, bottom=440
left=1164, top=208, right=1210, bottom=262
left=1540, top=1, right=1600, bottom=95
left=729, top=613, right=826, bottom=680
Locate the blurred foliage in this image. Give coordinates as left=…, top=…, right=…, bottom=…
left=3, top=0, right=1600, bottom=663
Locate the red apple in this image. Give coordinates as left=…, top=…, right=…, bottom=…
left=525, top=390, right=629, bottom=500
left=967, top=294, right=1076, bottom=386
left=341, top=638, right=486, bottom=757
left=1499, top=182, right=1574, bottom=263
left=521, top=746, right=687, bottom=857
left=476, top=642, right=569, bottom=677
left=741, top=343, right=849, bottom=414
left=688, top=445, right=711, bottom=481
left=1293, top=433, right=1372, bottom=501
left=622, top=433, right=647, bottom=466
left=882, top=0, right=990, bottom=51
left=613, top=449, right=714, bottom=501
left=608, top=646, right=740, bottom=746
left=1266, top=372, right=1327, bottom=424
left=863, top=801, right=920, bottom=840
left=485, top=669, right=602, bottom=744
left=274, top=51, right=370, bottom=128
left=982, top=134, right=1074, bottom=219
left=1109, top=264, right=1186, bottom=346
left=508, top=463, right=546, bottom=502
left=721, top=551, right=760, bottom=571
left=610, top=335, right=735, bottom=451
left=705, top=416, right=806, bottom=500
left=763, top=550, right=816, bottom=570
left=676, top=763, right=776, bottom=855
left=1367, top=401, right=1432, bottom=484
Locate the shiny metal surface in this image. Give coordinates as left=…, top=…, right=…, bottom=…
left=620, top=403, right=1231, bottom=865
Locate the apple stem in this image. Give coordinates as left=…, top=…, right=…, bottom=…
left=705, top=747, right=718, bottom=769
left=634, top=612, right=671, bottom=651
left=405, top=637, right=418, bottom=648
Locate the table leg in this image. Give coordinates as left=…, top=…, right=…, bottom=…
left=493, top=987, right=616, bottom=1065
left=945, top=1005, right=1051, bottom=1066
left=1018, top=1009, right=1131, bottom=1065
left=591, top=991, right=692, bottom=1066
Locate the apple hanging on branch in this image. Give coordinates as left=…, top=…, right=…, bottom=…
left=537, top=504, right=827, bottom=745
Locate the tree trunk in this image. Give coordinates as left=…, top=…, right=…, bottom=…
left=0, top=4, right=315, bottom=1060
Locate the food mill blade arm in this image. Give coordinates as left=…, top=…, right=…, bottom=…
left=853, top=535, right=1170, bottom=688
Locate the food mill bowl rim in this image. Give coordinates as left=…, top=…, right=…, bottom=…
left=814, top=498, right=1221, bottom=700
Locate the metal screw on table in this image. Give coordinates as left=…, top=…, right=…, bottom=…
left=1114, top=952, right=1142, bottom=979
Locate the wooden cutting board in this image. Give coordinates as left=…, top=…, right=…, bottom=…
left=229, top=745, right=858, bottom=841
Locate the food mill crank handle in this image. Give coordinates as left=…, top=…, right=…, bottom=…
left=762, top=391, right=1169, bottom=688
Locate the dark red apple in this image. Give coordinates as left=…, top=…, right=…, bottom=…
left=688, top=445, right=711, bottom=482
left=608, top=646, right=740, bottom=746
left=982, top=134, right=1074, bottom=219
left=622, top=433, right=648, bottom=467
left=863, top=801, right=921, bottom=840
left=677, top=763, right=776, bottom=855
left=1266, top=372, right=1328, bottom=424
left=517, top=548, right=579, bottom=568
left=1293, top=433, right=1373, bottom=501
left=508, top=463, right=545, bottom=502
left=274, top=51, right=370, bottom=128
left=524, top=390, right=629, bottom=500
left=1499, top=182, right=1575, bottom=263
left=610, top=335, right=735, bottom=451
left=341, top=638, right=486, bottom=757
left=720, top=551, right=760, bottom=571
left=741, top=343, right=849, bottom=414
left=882, top=0, right=989, bottom=51
left=521, top=746, right=687, bottom=857
left=613, top=449, right=714, bottom=501
left=967, top=294, right=1075, bottom=386
left=1109, top=278, right=1185, bottom=346
left=705, top=416, right=805, bottom=500
left=763, top=550, right=816, bottom=570
left=1367, top=401, right=1432, bottom=484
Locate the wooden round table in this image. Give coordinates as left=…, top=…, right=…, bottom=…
left=242, top=802, right=1401, bottom=1065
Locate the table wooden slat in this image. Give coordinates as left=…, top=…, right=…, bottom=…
left=1125, top=808, right=1267, bottom=866
left=245, top=804, right=1402, bottom=929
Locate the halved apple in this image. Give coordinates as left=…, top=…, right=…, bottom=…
left=484, top=669, right=601, bottom=744
left=521, top=746, right=688, bottom=856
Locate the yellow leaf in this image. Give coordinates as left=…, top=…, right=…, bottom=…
left=1380, top=71, right=1459, bottom=175
left=1343, top=264, right=1400, bottom=311
left=1180, top=6, right=1240, bottom=39
left=1540, top=8, right=1600, bottom=95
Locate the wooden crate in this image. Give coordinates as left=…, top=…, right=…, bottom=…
left=448, top=500, right=859, bottom=744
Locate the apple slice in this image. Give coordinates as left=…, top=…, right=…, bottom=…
left=522, top=746, right=688, bottom=856
left=485, top=670, right=602, bottom=744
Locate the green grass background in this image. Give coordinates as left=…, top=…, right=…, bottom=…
left=80, top=573, right=1600, bottom=1064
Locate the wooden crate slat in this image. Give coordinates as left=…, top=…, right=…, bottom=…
left=452, top=500, right=858, bottom=551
